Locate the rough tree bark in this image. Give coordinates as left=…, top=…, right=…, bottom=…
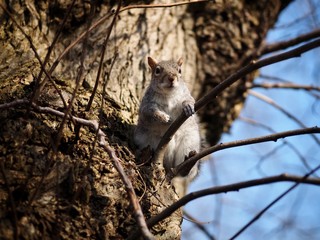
left=0, top=0, right=291, bottom=239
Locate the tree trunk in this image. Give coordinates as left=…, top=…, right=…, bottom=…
left=0, top=0, right=291, bottom=239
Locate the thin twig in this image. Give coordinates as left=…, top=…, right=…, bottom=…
left=28, top=5, right=97, bottom=203
left=74, top=2, right=120, bottom=140
left=255, top=76, right=320, bottom=99
left=275, top=10, right=314, bottom=29
left=174, top=126, right=320, bottom=176
left=259, top=74, right=291, bottom=83
left=0, top=99, right=29, bottom=109
left=154, top=39, right=320, bottom=173
left=86, top=3, right=121, bottom=111
left=0, top=98, right=154, bottom=238
left=183, top=211, right=216, bottom=240
left=0, top=99, right=104, bottom=137
left=247, top=82, right=320, bottom=91
left=98, top=47, right=154, bottom=238
left=261, top=28, right=320, bottom=55
left=119, top=0, right=209, bottom=12
left=94, top=42, right=154, bottom=237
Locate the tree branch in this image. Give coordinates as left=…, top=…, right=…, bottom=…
left=120, top=0, right=209, bottom=12
left=183, top=211, right=216, bottom=240
left=261, top=28, right=320, bottom=55
left=0, top=99, right=105, bottom=141
left=85, top=3, right=121, bottom=111
left=131, top=173, right=320, bottom=238
left=255, top=75, right=320, bottom=99
left=247, top=82, right=320, bottom=92
left=174, top=126, right=320, bottom=177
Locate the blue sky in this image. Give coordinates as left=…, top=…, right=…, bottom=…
left=182, top=1, right=320, bottom=239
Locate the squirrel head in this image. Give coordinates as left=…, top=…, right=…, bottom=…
left=148, top=56, right=183, bottom=93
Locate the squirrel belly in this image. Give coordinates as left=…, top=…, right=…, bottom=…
left=134, top=56, right=201, bottom=197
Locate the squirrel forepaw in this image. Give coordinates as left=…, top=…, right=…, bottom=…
left=183, top=103, right=195, bottom=117
left=154, top=110, right=171, bottom=123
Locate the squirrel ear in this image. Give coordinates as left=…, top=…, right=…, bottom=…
left=148, top=57, right=157, bottom=70
left=177, top=57, right=183, bottom=66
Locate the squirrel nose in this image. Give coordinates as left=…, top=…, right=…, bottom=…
left=168, top=76, right=175, bottom=82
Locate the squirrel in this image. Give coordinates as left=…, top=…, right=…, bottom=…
left=134, top=56, right=201, bottom=197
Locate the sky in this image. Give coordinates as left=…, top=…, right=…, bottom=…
left=182, top=0, right=320, bottom=239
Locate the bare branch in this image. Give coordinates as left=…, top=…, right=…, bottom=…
left=95, top=35, right=154, bottom=237
left=259, top=74, right=291, bottom=83
left=120, top=0, right=209, bottom=12
left=256, top=75, right=320, bottom=99
left=247, top=82, right=320, bottom=92
left=0, top=99, right=103, bottom=139
left=0, top=99, right=29, bottom=110
left=146, top=173, right=320, bottom=233
left=261, top=28, right=320, bottom=55
left=174, top=127, right=320, bottom=177
left=183, top=211, right=216, bottom=240
left=86, top=3, right=121, bottom=111
left=275, top=10, right=315, bottom=29
left=154, top=39, right=320, bottom=169
left=74, top=3, right=121, bottom=142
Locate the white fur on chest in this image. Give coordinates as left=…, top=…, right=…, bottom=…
left=160, top=89, right=184, bottom=119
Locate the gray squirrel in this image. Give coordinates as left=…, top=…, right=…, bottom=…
left=134, top=56, right=201, bottom=197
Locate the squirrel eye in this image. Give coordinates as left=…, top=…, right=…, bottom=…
left=178, top=68, right=181, bottom=74
left=155, top=66, right=161, bottom=75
